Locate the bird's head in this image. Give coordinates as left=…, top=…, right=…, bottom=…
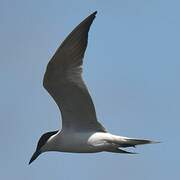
left=29, top=130, right=58, bottom=165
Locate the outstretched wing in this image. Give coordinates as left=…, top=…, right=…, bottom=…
left=43, top=12, right=106, bottom=132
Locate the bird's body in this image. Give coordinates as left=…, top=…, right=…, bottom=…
left=43, top=131, right=106, bottom=153
left=42, top=131, right=132, bottom=153
left=29, top=11, right=158, bottom=164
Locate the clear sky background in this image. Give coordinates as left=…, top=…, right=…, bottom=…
left=0, top=0, right=179, bottom=179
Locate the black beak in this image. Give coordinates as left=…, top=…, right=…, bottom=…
left=29, top=150, right=41, bottom=165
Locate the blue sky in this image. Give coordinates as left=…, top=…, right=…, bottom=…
left=0, top=0, right=180, bottom=179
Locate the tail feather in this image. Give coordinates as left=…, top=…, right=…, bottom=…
left=104, top=136, right=159, bottom=154
left=106, top=148, right=138, bottom=154
left=123, top=138, right=159, bottom=147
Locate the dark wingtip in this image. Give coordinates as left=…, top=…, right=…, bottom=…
left=88, top=11, right=97, bottom=19
left=93, top=11, right=97, bottom=15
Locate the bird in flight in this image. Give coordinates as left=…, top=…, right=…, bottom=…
left=29, top=11, right=158, bottom=164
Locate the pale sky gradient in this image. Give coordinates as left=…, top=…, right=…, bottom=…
left=0, top=0, right=180, bottom=179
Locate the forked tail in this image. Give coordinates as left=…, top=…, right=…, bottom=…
left=106, top=137, right=159, bottom=154
left=123, top=138, right=159, bottom=147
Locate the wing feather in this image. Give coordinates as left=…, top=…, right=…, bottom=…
left=43, top=12, right=106, bottom=132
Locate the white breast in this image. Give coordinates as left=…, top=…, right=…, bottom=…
left=45, top=131, right=106, bottom=153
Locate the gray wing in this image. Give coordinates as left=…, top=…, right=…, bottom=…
left=43, top=11, right=106, bottom=132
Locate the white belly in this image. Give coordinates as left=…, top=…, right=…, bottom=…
left=46, top=132, right=117, bottom=153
